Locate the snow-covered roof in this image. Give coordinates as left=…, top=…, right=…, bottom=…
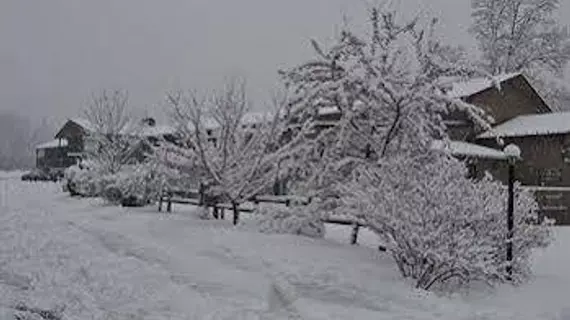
left=431, top=140, right=508, bottom=160
left=187, top=111, right=274, bottom=131
left=70, top=118, right=96, bottom=132
left=36, top=138, right=68, bottom=149
left=447, top=72, right=521, bottom=99
left=137, top=125, right=177, bottom=137
left=478, top=112, right=570, bottom=138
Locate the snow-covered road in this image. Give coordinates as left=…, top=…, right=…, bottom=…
left=1, top=178, right=569, bottom=319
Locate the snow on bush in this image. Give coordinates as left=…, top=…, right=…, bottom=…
left=100, top=158, right=176, bottom=206
left=339, top=152, right=553, bottom=291
left=195, top=206, right=213, bottom=220
left=255, top=204, right=325, bottom=239
left=63, top=164, right=102, bottom=197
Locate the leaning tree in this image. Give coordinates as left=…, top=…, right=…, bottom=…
left=279, top=4, right=552, bottom=291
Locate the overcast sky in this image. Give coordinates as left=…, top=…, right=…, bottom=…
left=1, top=0, right=569, bottom=125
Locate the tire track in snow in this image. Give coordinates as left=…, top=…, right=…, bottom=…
left=65, top=218, right=268, bottom=312
left=66, top=220, right=170, bottom=267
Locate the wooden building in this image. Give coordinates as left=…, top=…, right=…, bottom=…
left=476, top=112, right=570, bottom=224
left=36, top=117, right=177, bottom=170
left=444, top=72, right=570, bottom=224
left=444, top=72, right=552, bottom=141
left=35, top=138, right=74, bottom=169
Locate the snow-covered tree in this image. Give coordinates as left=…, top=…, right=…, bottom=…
left=280, top=4, right=553, bottom=292
left=280, top=5, right=492, bottom=196
left=526, top=69, right=570, bottom=111
left=167, top=78, right=309, bottom=224
left=82, top=89, right=141, bottom=174
left=338, top=152, right=553, bottom=290
left=470, top=0, right=570, bottom=110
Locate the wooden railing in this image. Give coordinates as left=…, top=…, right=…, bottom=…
left=158, top=188, right=370, bottom=246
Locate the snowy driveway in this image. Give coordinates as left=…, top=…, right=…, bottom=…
left=1, top=179, right=569, bottom=319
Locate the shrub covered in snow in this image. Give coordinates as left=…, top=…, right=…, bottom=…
left=63, top=146, right=178, bottom=206
left=63, top=164, right=102, bottom=197
left=339, top=152, right=553, bottom=291
left=255, top=204, right=325, bottom=239
left=99, top=157, right=177, bottom=207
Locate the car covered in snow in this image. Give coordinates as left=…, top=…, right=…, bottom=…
left=21, top=168, right=62, bottom=182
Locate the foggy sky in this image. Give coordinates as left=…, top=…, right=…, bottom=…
left=1, top=0, right=569, bottom=125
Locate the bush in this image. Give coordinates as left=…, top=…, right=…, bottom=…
left=63, top=164, right=102, bottom=197
left=64, top=154, right=177, bottom=207
left=100, top=163, right=166, bottom=207
left=338, top=153, right=553, bottom=291
left=255, top=204, right=325, bottom=238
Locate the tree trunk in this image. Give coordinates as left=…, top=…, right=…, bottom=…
left=232, top=201, right=239, bottom=225
left=213, top=205, right=219, bottom=219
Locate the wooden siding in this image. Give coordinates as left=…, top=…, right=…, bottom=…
left=443, top=74, right=551, bottom=141
left=476, top=134, right=570, bottom=224
left=36, top=147, right=76, bottom=169
left=54, top=120, right=86, bottom=153
left=465, top=75, right=550, bottom=125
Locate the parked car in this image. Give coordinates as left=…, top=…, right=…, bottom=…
left=21, top=168, right=63, bottom=182
left=21, top=169, right=50, bottom=181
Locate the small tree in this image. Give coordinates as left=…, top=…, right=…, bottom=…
left=167, top=78, right=308, bottom=223
left=82, top=89, right=140, bottom=174
left=280, top=3, right=553, bottom=292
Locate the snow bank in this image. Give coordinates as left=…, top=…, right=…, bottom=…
left=2, top=180, right=569, bottom=319
left=254, top=204, right=325, bottom=238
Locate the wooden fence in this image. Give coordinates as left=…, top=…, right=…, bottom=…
left=157, top=183, right=570, bottom=247
left=158, top=188, right=370, bottom=246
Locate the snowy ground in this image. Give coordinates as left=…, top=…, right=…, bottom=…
left=1, top=176, right=569, bottom=319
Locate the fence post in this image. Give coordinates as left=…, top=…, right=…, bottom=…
left=350, top=223, right=360, bottom=245
left=158, top=188, right=164, bottom=212
left=198, top=182, right=205, bottom=206
left=166, top=191, right=172, bottom=213
left=232, top=202, right=240, bottom=225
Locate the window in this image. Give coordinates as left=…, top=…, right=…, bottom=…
left=37, top=149, right=45, bottom=158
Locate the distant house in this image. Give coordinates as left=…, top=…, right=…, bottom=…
left=35, top=138, right=74, bottom=170
left=37, top=117, right=177, bottom=170
left=53, top=118, right=97, bottom=161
